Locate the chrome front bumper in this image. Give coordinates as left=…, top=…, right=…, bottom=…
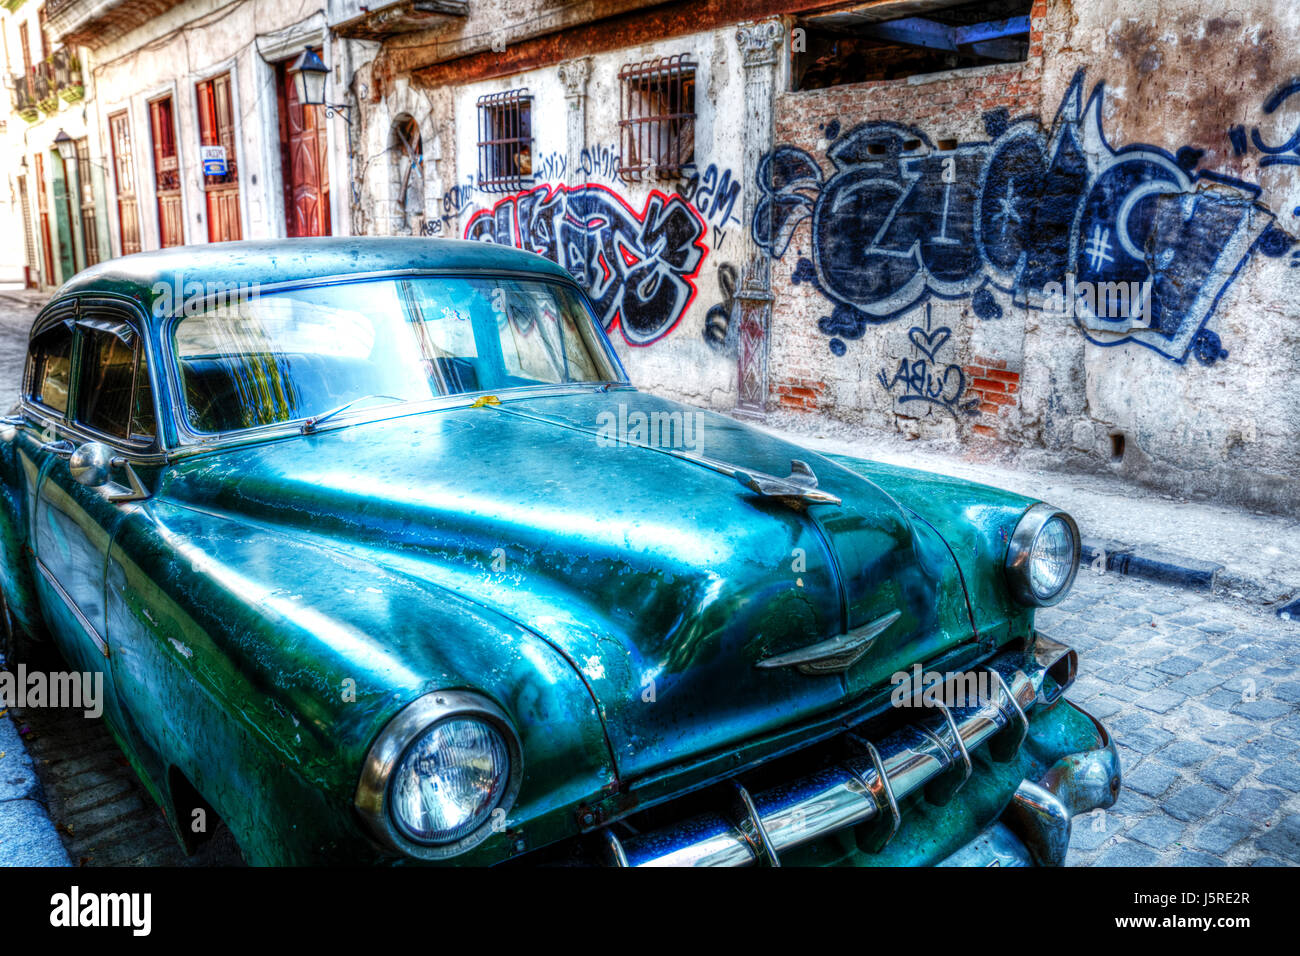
left=602, top=635, right=1119, bottom=867
left=943, top=715, right=1121, bottom=867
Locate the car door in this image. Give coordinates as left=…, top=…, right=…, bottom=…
left=31, top=307, right=157, bottom=687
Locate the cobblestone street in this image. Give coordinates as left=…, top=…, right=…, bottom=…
left=2, top=558, right=1292, bottom=866
left=1042, top=571, right=1300, bottom=866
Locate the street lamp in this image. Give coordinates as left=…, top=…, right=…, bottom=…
left=53, top=129, right=76, bottom=164
left=288, top=46, right=350, bottom=126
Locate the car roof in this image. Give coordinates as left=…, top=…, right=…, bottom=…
left=50, top=237, right=576, bottom=322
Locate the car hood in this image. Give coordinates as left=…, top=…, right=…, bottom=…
left=161, top=390, right=973, bottom=781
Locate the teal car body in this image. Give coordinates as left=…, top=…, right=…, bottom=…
left=0, top=238, right=1118, bottom=866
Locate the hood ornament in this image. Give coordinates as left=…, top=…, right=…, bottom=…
left=756, top=610, right=901, bottom=675
left=731, top=459, right=841, bottom=506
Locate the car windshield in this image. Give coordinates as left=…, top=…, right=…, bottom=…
left=172, top=275, right=624, bottom=434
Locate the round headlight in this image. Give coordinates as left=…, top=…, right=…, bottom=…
left=355, top=691, right=522, bottom=860
left=391, top=717, right=509, bottom=844
left=1006, top=504, right=1080, bottom=607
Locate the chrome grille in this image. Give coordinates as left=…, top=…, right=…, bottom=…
left=600, top=637, right=1074, bottom=867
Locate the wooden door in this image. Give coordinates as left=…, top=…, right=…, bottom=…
left=276, top=53, right=331, bottom=237
left=33, top=153, right=54, bottom=284
left=109, top=110, right=141, bottom=256
left=148, top=96, right=184, bottom=247
left=18, top=23, right=31, bottom=98
left=75, top=138, right=100, bottom=267
left=18, top=175, right=37, bottom=287
left=197, top=73, right=242, bottom=243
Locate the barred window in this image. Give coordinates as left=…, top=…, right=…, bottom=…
left=476, top=90, right=532, bottom=193
left=617, top=55, right=696, bottom=183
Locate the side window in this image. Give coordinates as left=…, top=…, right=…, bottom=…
left=28, top=324, right=74, bottom=414
left=76, top=325, right=155, bottom=444
left=131, top=348, right=156, bottom=442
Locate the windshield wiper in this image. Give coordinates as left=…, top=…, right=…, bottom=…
left=300, top=394, right=407, bottom=434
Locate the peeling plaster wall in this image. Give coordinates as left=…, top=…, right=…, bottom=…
left=761, top=0, right=1300, bottom=514
left=349, top=0, right=1300, bottom=514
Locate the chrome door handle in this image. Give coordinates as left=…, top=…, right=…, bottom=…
left=40, top=439, right=75, bottom=459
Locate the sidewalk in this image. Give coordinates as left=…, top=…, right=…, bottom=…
left=0, top=708, right=71, bottom=866
left=747, top=412, right=1300, bottom=609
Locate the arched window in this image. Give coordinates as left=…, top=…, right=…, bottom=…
left=390, top=115, right=423, bottom=232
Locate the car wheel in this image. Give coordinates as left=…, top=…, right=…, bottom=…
left=0, top=589, right=17, bottom=667
left=0, top=589, right=37, bottom=668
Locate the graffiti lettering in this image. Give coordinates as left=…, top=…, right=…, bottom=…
left=703, top=262, right=738, bottom=353
left=758, top=70, right=1288, bottom=365
left=876, top=306, right=979, bottom=418
left=1230, top=79, right=1300, bottom=168
left=464, top=183, right=709, bottom=345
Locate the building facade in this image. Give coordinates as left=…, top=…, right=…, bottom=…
left=3, top=0, right=1299, bottom=515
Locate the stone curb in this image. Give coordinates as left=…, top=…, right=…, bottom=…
left=0, top=702, right=72, bottom=867
left=1081, top=537, right=1224, bottom=592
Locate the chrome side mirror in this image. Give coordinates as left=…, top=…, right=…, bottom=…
left=69, top=442, right=114, bottom=488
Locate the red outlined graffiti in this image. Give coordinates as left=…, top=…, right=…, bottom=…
left=464, top=182, right=709, bottom=346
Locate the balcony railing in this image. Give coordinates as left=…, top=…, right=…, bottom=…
left=47, top=0, right=187, bottom=50
left=330, top=0, right=468, bottom=40
left=11, top=49, right=84, bottom=122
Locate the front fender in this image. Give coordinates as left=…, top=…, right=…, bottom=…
left=106, top=498, right=616, bottom=865
left=827, top=455, right=1039, bottom=647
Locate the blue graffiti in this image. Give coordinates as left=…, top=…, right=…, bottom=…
left=676, top=162, right=743, bottom=236
left=1230, top=79, right=1300, bottom=168
left=876, top=306, right=979, bottom=418
left=757, top=70, right=1287, bottom=365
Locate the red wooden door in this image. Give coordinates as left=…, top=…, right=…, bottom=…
left=197, top=73, right=242, bottom=243
left=148, top=96, right=184, bottom=247
left=33, top=153, right=54, bottom=283
left=276, top=53, right=331, bottom=237
left=108, top=111, right=141, bottom=256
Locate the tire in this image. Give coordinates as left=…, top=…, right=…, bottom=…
left=0, top=588, right=35, bottom=669
left=0, top=588, right=16, bottom=668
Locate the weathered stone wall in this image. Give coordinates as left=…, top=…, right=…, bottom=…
left=362, top=25, right=754, bottom=410
left=762, top=0, right=1300, bottom=514
left=352, top=0, right=1300, bottom=514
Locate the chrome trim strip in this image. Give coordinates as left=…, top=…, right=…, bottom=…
left=730, top=782, right=781, bottom=867
left=851, top=737, right=901, bottom=853
left=33, top=557, right=108, bottom=658
left=602, top=829, right=630, bottom=867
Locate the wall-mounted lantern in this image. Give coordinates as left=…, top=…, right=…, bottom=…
left=53, top=128, right=76, bottom=164
left=288, top=46, right=351, bottom=127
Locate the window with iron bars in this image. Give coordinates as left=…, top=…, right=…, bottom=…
left=476, top=90, right=532, bottom=193
left=617, top=55, right=697, bottom=183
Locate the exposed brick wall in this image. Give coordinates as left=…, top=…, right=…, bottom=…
left=768, top=49, right=1043, bottom=435
left=965, top=357, right=1021, bottom=439
left=772, top=376, right=828, bottom=413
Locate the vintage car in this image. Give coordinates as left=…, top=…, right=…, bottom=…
left=0, top=238, right=1119, bottom=866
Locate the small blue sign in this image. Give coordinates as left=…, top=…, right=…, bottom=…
left=200, top=145, right=227, bottom=176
